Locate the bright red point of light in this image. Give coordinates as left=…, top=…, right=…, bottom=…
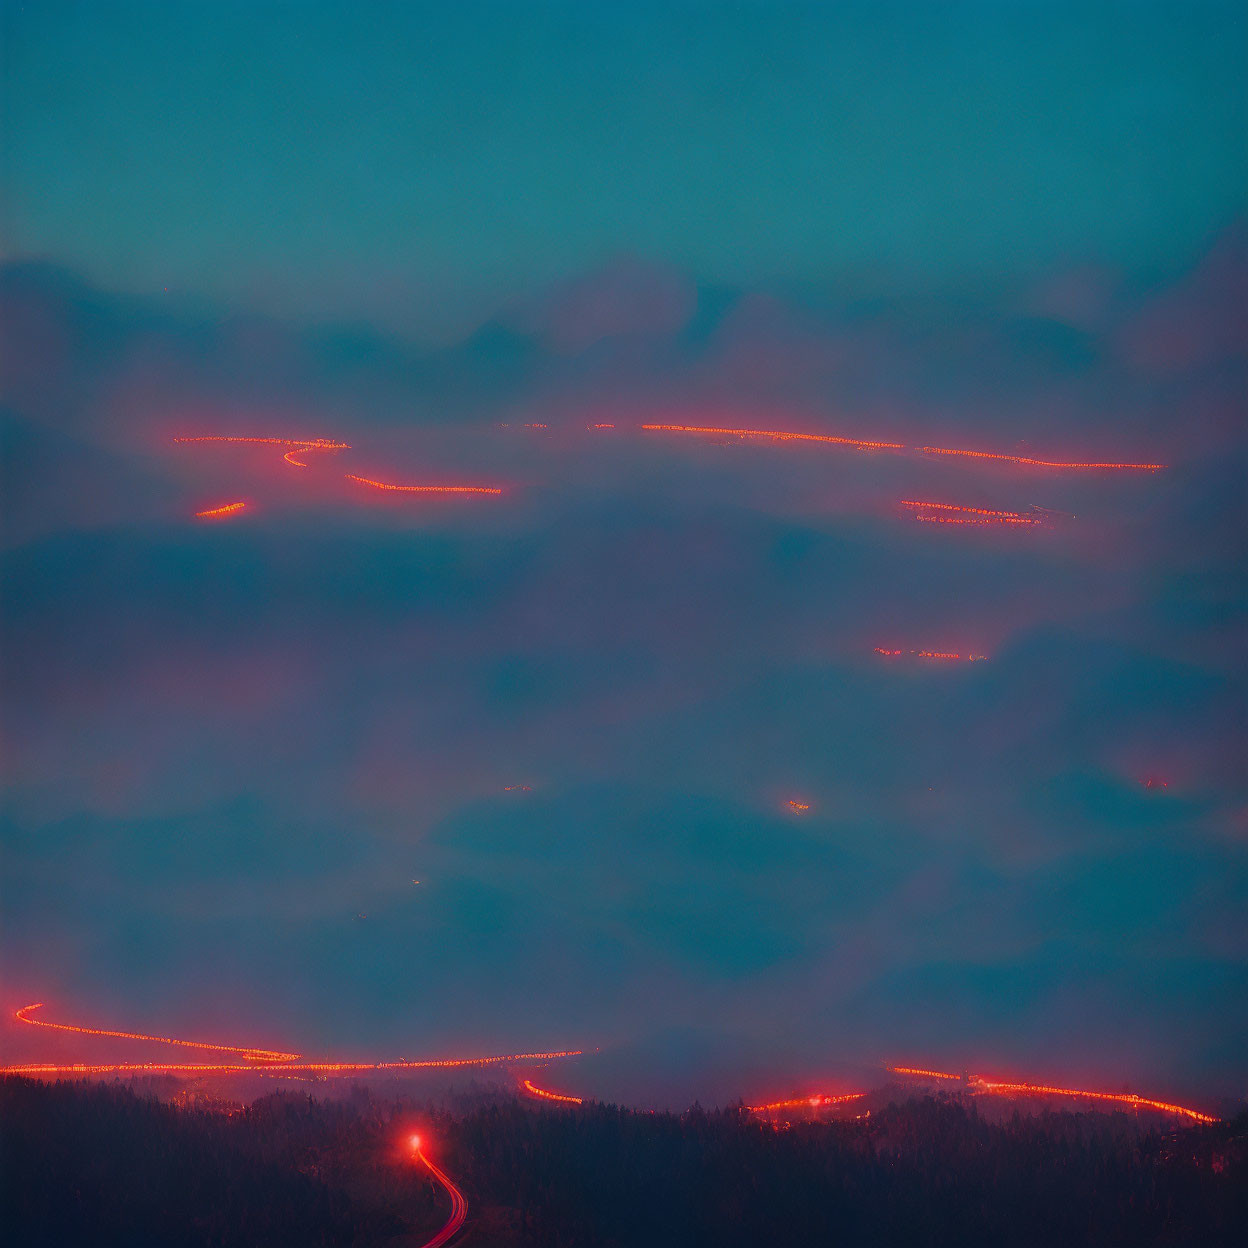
left=918, top=446, right=1164, bottom=471
left=641, top=424, right=905, bottom=450
left=195, top=502, right=248, bottom=519
left=409, top=1133, right=422, bottom=1151
left=344, top=474, right=503, bottom=495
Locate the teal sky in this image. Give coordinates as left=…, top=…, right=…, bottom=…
left=4, top=2, right=1245, bottom=336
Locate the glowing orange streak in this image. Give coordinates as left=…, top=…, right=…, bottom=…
left=344, top=474, right=503, bottom=495
left=174, top=437, right=350, bottom=449
left=914, top=514, right=1042, bottom=526
left=195, top=502, right=247, bottom=519
left=785, top=800, right=811, bottom=812
left=747, top=1092, right=865, bottom=1112
left=413, top=1150, right=468, bottom=1248
left=522, top=1078, right=583, bottom=1105
left=900, top=500, right=1028, bottom=519
left=874, top=650, right=988, bottom=661
left=15, top=1003, right=299, bottom=1063
left=919, top=446, right=1164, bottom=471
left=974, top=1080, right=1216, bottom=1124
left=889, top=1063, right=1215, bottom=1122
left=0, top=1049, right=584, bottom=1077
left=641, top=424, right=905, bottom=450
left=284, top=443, right=347, bottom=468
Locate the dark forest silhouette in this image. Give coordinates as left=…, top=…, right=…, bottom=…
left=2, top=1075, right=1244, bottom=1246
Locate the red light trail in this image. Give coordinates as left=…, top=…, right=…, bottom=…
left=900, top=500, right=1050, bottom=528
left=903, top=499, right=1028, bottom=519
left=873, top=649, right=988, bottom=662
left=8, top=1002, right=580, bottom=1078
left=889, top=1065, right=961, bottom=1081
left=194, top=502, right=248, bottom=519
left=918, top=446, right=1164, bottom=471
left=888, top=1065, right=1216, bottom=1123
left=641, top=426, right=1161, bottom=470
left=641, top=423, right=905, bottom=451
left=746, top=1092, right=866, bottom=1113
left=175, top=436, right=351, bottom=454
left=14, top=1002, right=299, bottom=1063
left=522, top=1078, right=583, bottom=1105
left=407, top=1135, right=468, bottom=1248
left=283, top=443, right=347, bottom=468
left=344, top=474, right=503, bottom=496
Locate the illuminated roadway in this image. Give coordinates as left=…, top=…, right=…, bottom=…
left=408, top=1136, right=468, bottom=1248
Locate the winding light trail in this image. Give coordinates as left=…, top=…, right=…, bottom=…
left=888, top=1065, right=1216, bottom=1123
left=1, top=1051, right=584, bottom=1078
left=641, top=423, right=905, bottom=450
left=640, top=425, right=1161, bottom=470
left=918, top=446, right=1165, bottom=471
left=195, top=502, right=248, bottom=519
left=344, top=474, right=503, bottom=495
left=8, top=1002, right=580, bottom=1078
left=522, top=1078, right=583, bottom=1105
left=408, top=1136, right=468, bottom=1248
left=15, top=1003, right=298, bottom=1063
left=175, top=436, right=351, bottom=454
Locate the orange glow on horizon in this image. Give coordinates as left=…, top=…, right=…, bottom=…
left=888, top=1065, right=962, bottom=1081
left=344, top=474, right=503, bottom=495
left=522, top=1078, right=583, bottom=1105
left=195, top=502, right=248, bottom=519
left=641, top=424, right=905, bottom=450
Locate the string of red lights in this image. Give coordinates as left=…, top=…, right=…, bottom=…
left=640, top=423, right=905, bottom=450
left=746, top=1092, right=866, bottom=1113
left=887, top=1065, right=1216, bottom=1123
left=873, top=649, right=989, bottom=661
left=344, top=474, right=503, bottom=495
left=14, top=1002, right=299, bottom=1063
left=639, top=424, right=1161, bottom=470
left=8, top=1002, right=580, bottom=1077
left=194, top=502, right=248, bottom=519
left=521, top=1078, right=584, bottom=1105
left=917, top=446, right=1164, bottom=471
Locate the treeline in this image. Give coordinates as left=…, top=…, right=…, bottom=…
left=2, top=1075, right=1244, bottom=1246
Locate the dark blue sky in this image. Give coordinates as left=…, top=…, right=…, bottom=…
left=1, top=1, right=1245, bottom=1105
